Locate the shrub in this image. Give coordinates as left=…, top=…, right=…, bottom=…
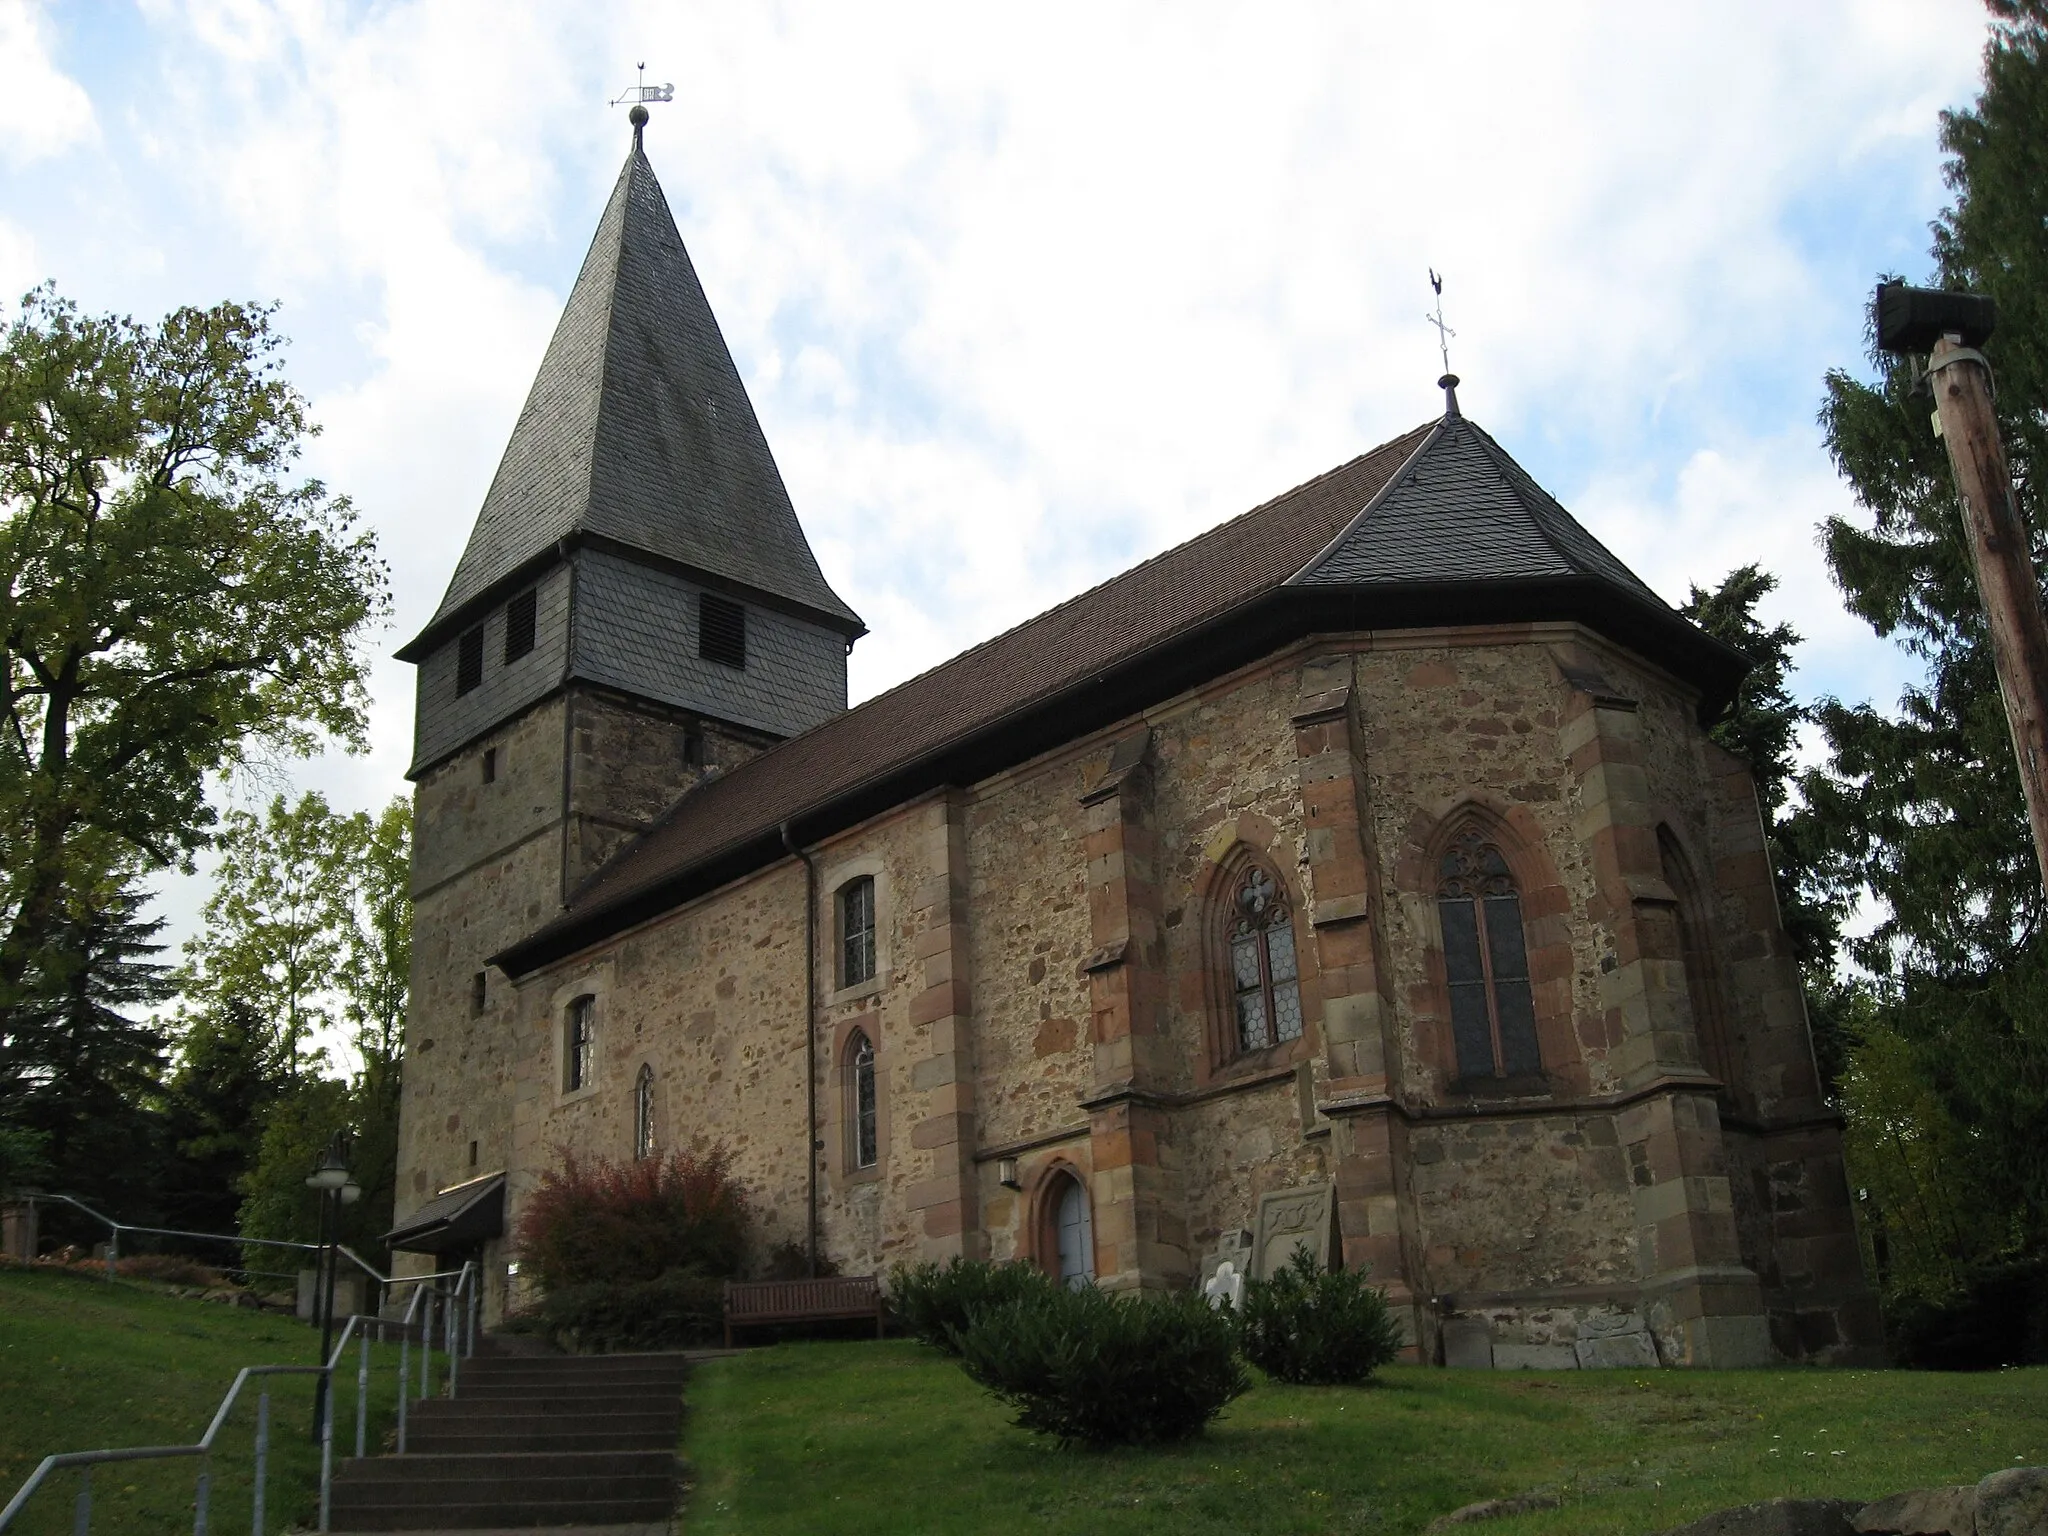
left=516, top=1146, right=749, bottom=1289
left=887, top=1256, right=1056, bottom=1355
left=1234, top=1247, right=1403, bottom=1385
left=955, top=1283, right=1247, bottom=1446
left=507, top=1268, right=727, bottom=1352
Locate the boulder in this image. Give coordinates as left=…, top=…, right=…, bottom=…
left=1853, top=1485, right=1977, bottom=1534
left=1658, top=1498, right=1862, bottom=1536
left=1974, top=1468, right=2048, bottom=1536
left=1425, top=1493, right=1562, bottom=1531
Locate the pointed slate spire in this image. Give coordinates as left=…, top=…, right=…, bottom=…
left=404, top=124, right=862, bottom=655
left=1288, top=415, right=1664, bottom=604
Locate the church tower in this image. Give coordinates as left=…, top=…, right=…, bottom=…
left=390, top=112, right=862, bottom=1248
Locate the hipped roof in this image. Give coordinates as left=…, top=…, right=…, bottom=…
left=494, top=411, right=1747, bottom=977
left=399, top=132, right=861, bottom=661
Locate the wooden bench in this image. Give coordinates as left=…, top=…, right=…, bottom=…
left=722, top=1275, right=885, bottom=1346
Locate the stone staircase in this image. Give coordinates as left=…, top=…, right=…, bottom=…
left=329, top=1350, right=691, bottom=1531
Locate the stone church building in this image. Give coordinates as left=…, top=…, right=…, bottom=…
left=388, top=120, right=1878, bottom=1369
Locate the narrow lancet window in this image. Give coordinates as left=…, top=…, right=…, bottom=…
left=1229, top=867, right=1302, bottom=1055
left=634, top=1064, right=655, bottom=1159
left=841, top=876, right=876, bottom=987
left=1436, top=827, right=1541, bottom=1082
left=565, top=995, right=596, bottom=1092
left=849, top=1030, right=878, bottom=1169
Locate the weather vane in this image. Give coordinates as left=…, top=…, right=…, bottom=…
left=610, top=62, right=675, bottom=109
left=1425, top=269, right=1455, bottom=377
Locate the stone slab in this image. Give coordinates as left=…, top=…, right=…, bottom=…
left=1443, top=1317, right=1494, bottom=1370
left=1426, top=1493, right=1562, bottom=1531
left=1575, top=1330, right=1659, bottom=1369
left=1853, top=1485, right=1976, bottom=1535
left=1493, top=1344, right=1578, bottom=1370
left=1250, top=1183, right=1334, bottom=1279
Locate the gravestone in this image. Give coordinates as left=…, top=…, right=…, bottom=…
left=296, top=1270, right=366, bottom=1324
left=1202, top=1260, right=1246, bottom=1311
left=0, top=1200, right=36, bottom=1261
left=1575, top=1330, right=1659, bottom=1369
left=1198, top=1229, right=1253, bottom=1290
left=1250, top=1184, right=1334, bottom=1279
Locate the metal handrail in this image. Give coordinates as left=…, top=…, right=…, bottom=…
left=17, top=1192, right=392, bottom=1289
left=0, top=1261, right=481, bottom=1535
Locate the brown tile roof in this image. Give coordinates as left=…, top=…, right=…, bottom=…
left=495, top=411, right=1743, bottom=976
left=502, top=424, right=1430, bottom=959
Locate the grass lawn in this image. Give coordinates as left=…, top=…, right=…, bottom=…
left=1, top=1264, right=409, bottom=1535
left=684, top=1339, right=2048, bottom=1536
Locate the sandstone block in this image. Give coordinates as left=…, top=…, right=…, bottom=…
left=1443, top=1317, right=1493, bottom=1369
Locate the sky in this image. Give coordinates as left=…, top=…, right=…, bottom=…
left=0, top=0, right=1996, bottom=965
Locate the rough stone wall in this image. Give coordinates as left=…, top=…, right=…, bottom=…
left=443, top=623, right=1870, bottom=1359
left=505, top=860, right=814, bottom=1270
left=963, top=759, right=1093, bottom=1157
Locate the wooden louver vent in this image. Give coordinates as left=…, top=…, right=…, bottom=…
left=699, top=593, right=747, bottom=669
left=456, top=625, right=484, bottom=695
left=504, top=587, right=537, bottom=663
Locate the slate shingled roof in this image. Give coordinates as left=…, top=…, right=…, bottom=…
left=1291, top=413, right=1665, bottom=602
left=493, top=412, right=1745, bottom=977
left=400, top=130, right=861, bottom=658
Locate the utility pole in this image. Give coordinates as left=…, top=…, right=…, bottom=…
left=1877, top=281, right=2048, bottom=890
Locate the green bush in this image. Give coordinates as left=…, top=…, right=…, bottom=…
left=515, top=1146, right=749, bottom=1289
left=505, top=1267, right=726, bottom=1352
left=955, top=1282, right=1247, bottom=1446
left=887, top=1256, right=1056, bottom=1355
left=1234, top=1247, right=1403, bottom=1385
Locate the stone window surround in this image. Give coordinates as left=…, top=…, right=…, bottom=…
left=1193, top=839, right=1322, bottom=1084
left=828, top=1014, right=887, bottom=1185
left=821, top=853, right=890, bottom=1005
left=548, top=964, right=614, bottom=1107
left=1403, top=800, right=1584, bottom=1100
left=1653, top=822, right=1737, bottom=1093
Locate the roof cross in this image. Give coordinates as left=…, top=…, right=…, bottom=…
left=1426, top=269, right=1462, bottom=418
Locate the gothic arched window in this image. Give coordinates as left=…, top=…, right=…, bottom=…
left=1228, top=867, right=1303, bottom=1057
left=564, top=995, right=596, bottom=1093
left=848, top=1030, right=878, bottom=1169
left=1436, top=827, right=1542, bottom=1082
left=633, top=1064, right=655, bottom=1160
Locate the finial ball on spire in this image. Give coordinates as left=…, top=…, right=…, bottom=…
left=629, top=103, right=649, bottom=129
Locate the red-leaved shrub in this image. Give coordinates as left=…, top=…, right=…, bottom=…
left=516, top=1146, right=749, bottom=1289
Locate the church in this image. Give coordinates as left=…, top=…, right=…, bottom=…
left=387, top=114, right=1879, bottom=1370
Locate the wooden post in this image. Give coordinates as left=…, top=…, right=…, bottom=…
left=1928, top=333, right=2048, bottom=890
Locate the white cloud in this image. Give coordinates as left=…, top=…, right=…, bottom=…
left=8, top=0, right=1993, bottom=959
left=0, top=2, right=93, bottom=167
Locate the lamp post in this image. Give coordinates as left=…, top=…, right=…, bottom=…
left=305, top=1133, right=359, bottom=1441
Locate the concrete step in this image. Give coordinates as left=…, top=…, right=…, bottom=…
left=444, top=1384, right=683, bottom=1408
left=321, top=1497, right=672, bottom=1531
left=405, top=1422, right=679, bottom=1454
left=331, top=1477, right=675, bottom=1515
left=460, top=1354, right=691, bottom=1379
left=334, top=1451, right=674, bottom=1483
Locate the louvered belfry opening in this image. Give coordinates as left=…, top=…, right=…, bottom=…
left=504, top=587, right=537, bottom=663
left=455, top=626, right=484, bottom=695
left=698, top=592, right=747, bottom=669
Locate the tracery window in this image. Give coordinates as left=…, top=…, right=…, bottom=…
left=840, top=876, right=876, bottom=987
left=633, top=1064, right=655, bottom=1160
left=1436, top=827, right=1541, bottom=1082
left=1228, top=867, right=1303, bottom=1056
left=848, top=1029, right=878, bottom=1169
left=564, top=995, right=596, bottom=1093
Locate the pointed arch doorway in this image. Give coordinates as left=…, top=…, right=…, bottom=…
left=1040, top=1168, right=1095, bottom=1290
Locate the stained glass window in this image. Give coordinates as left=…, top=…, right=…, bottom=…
left=565, top=995, right=595, bottom=1092
left=1436, top=828, right=1541, bottom=1081
left=1228, top=867, right=1303, bottom=1056
left=850, top=1030, right=878, bottom=1169
left=634, top=1064, right=655, bottom=1160
left=841, top=877, right=876, bottom=986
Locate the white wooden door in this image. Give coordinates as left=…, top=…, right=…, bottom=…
left=1056, top=1178, right=1094, bottom=1289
